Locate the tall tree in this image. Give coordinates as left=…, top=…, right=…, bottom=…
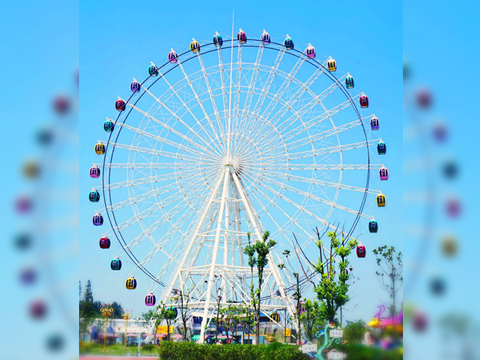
left=312, top=230, right=357, bottom=324
left=292, top=272, right=302, bottom=345
left=79, top=280, right=96, bottom=337
left=243, top=235, right=257, bottom=342
left=372, top=245, right=403, bottom=316
left=172, top=289, right=191, bottom=341
left=158, top=303, right=177, bottom=342
left=244, top=231, right=276, bottom=345
left=143, top=308, right=163, bottom=345
left=220, top=303, right=241, bottom=343
left=300, top=299, right=326, bottom=341
left=111, top=301, right=125, bottom=319
left=343, top=320, right=366, bottom=344
left=84, top=280, right=94, bottom=303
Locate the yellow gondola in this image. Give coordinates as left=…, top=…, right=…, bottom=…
left=94, top=142, right=105, bottom=155
left=376, top=194, right=386, bottom=207
left=327, top=58, right=337, bottom=72
left=270, top=312, right=280, bottom=322
left=190, top=38, right=200, bottom=53
left=125, top=277, right=137, bottom=290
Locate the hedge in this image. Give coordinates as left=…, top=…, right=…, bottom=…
left=158, top=342, right=310, bottom=360
left=337, top=344, right=402, bottom=360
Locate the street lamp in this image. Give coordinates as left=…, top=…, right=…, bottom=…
left=100, top=304, right=114, bottom=353
left=215, top=287, right=222, bottom=342
left=122, top=310, right=133, bottom=350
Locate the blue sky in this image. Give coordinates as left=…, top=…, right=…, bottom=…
left=0, top=1, right=79, bottom=359
left=79, top=0, right=402, bottom=324
left=403, top=0, right=480, bottom=358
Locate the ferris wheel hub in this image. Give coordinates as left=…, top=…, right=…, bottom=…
left=221, top=155, right=243, bottom=175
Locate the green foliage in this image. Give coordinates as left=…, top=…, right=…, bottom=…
left=219, top=303, right=243, bottom=341
left=343, top=320, right=366, bottom=344
left=372, top=245, right=403, bottom=316
left=334, top=344, right=402, bottom=360
left=79, top=280, right=96, bottom=335
left=314, top=231, right=357, bottom=323
left=300, top=299, right=326, bottom=341
left=243, top=231, right=276, bottom=344
left=141, top=343, right=155, bottom=352
left=172, top=290, right=191, bottom=340
left=158, top=342, right=310, bottom=360
left=80, top=342, right=159, bottom=355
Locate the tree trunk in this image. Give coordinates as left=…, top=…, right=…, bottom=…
left=257, top=278, right=261, bottom=345
left=391, top=274, right=396, bottom=317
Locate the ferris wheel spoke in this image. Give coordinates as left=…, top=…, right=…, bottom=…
left=259, top=57, right=305, bottom=127
left=276, top=61, right=328, bottom=110
left=126, top=91, right=222, bottom=158
left=263, top=73, right=349, bottom=142
left=196, top=53, right=227, bottom=147
left=98, top=187, right=171, bottom=213
left=231, top=45, right=244, bottom=155
left=99, top=167, right=212, bottom=213
left=240, top=173, right=337, bottom=260
left=250, top=170, right=374, bottom=219
left=114, top=194, right=204, bottom=258
left=251, top=163, right=384, bottom=171
left=112, top=205, right=206, bottom=268
left=251, top=49, right=286, bottom=116
left=264, top=115, right=371, bottom=157
left=97, top=165, right=213, bottom=221
left=279, top=93, right=364, bottom=144
left=241, top=170, right=358, bottom=237
left=109, top=141, right=213, bottom=163
left=109, top=117, right=209, bottom=159
left=99, top=162, right=200, bottom=170
left=235, top=75, right=264, bottom=145
left=217, top=48, right=229, bottom=132
left=253, top=90, right=360, bottom=155
left=237, top=63, right=328, bottom=151
left=285, top=116, right=371, bottom=151
left=260, top=168, right=380, bottom=195
left=235, top=87, right=306, bottom=157
left=242, top=45, right=265, bottom=117
left=287, top=139, right=378, bottom=161
left=175, top=61, right=226, bottom=155
left=150, top=71, right=224, bottom=154
left=98, top=172, right=178, bottom=191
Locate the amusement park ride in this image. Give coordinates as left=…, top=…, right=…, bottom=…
left=89, top=26, right=388, bottom=344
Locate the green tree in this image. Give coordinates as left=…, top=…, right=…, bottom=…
left=292, top=272, right=302, bottom=345
left=343, top=320, right=366, bottom=344
left=111, top=301, right=125, bottom=319
left=172, top=289, right=191, bottom=341
left=143, top=308, right=163, bottom=345
left=313, top=230, right=357, bottom=324
left=300, top=299, right=326, bottom=341
left=372, top=245, right=403, bottom=316
left=244, top=231, right=276, bottom=345
left=159, top=303, right=178, bottom=342
left=219, top=303, right=242, bottom=343
left=79, top=280, right=96, bottom=337
left=243, top=236, right=258, bottom=342
left=239, top=303, right=255, bottom=342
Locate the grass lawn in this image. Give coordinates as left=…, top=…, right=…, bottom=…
left=80, top=342, right=160, bottom=356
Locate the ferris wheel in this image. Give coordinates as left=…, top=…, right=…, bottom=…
left=89, top=27, right=388, bottom=341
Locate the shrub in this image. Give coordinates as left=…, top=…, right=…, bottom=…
left=343, top=320, right=366, bottom=344
left=158, top=342, right=309, bottom=360
left=333, top=344, right=402, bottom=360
left=141, top=343, right=155, bottom=352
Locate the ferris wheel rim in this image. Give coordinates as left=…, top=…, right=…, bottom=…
left=100, top=36, right=372, bottom=286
